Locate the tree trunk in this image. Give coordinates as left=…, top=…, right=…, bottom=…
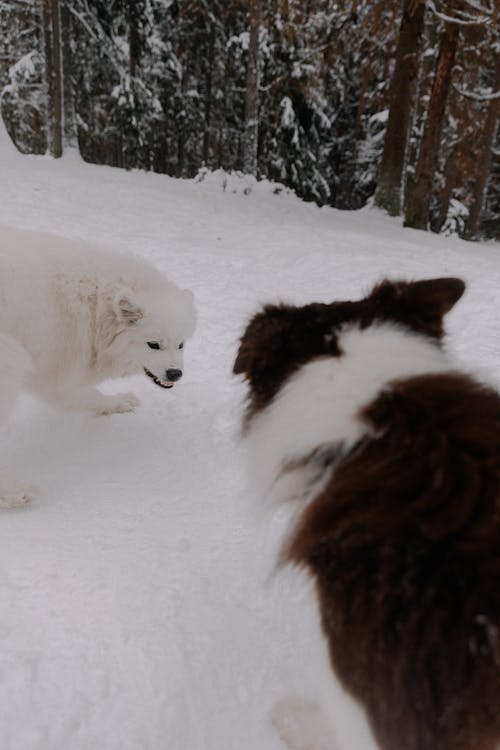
left=463, top=60, right=500, bottom=241
left=374, top=0, right=425, bottom=216
left=128, top=0, right=140, bottom=79
left=404, top=9, right=461, bottom=230
left=41, top=0, right=54, bottom=154
left=50, top=0, right=62, bottom=157
left=41, top=0, right=63, bottom=157
left=203, top=22, right=215, bottom=165
left=60, top=0, right=76, bottom=149
left=243, top=0, right=261, bottom=175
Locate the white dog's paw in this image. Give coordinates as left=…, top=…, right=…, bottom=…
left=96, top=392, right=140, bottom=416
left=271, top=698, right=336, bottom=750
left=0, top=483, right=37, bottom=509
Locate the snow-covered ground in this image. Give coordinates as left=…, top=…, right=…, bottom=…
left=0, top=123, right=499, bottom=750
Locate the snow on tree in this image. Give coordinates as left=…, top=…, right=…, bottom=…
left=0, top=0, right=497, bottom=237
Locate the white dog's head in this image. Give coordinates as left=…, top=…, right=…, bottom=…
left=105, top=284, right=196, bottom=389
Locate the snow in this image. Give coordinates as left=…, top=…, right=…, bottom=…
left=0, top=123, right=499, bottom=750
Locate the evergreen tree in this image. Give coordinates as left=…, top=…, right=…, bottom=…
left=0, top=0, right=45, bottom=153
left=0, top=0, right=497, bottom=237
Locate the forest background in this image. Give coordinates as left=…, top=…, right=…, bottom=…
left=0, top=0, right=498, bottom=240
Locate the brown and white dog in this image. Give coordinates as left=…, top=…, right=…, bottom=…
left=234, top=278, right=500, bottom=750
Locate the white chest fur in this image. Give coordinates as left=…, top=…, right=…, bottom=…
left=244, top=323, right=453, bottom=507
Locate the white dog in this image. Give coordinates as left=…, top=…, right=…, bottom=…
left=0, top=225, right=196, bottom=507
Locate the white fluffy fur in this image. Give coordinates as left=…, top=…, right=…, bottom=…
left=0, top=225, right=196, bottom=506
left=244, top=323, right=455, bottom=750
left=245, top=323, right=453, bottom=507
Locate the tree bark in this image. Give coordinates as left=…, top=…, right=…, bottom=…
left=243, top=0, right=261, bottom=175
left=128, top=0, right=140, bottom=79
left=463, top=60, right=500, bottom=241
left=41, top=0, right=54, bottom=154
left=374, top=0, right=425, bottom=216
left=404, top=9, right=461, bottom=230
left=203, top=21, right=215, bottom=165
left=41, top=0, right=63, bottom=157
left=60, top=0, right=77, bottom=149
left=50, top=0, right=62, bottom=157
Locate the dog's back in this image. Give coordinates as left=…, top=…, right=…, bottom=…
left=287, top=371, right=500, bottom=750
left=236, top=277, right=500, bottom=750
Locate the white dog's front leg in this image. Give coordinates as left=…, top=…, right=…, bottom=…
left=49, top=387, right=140, bottom=416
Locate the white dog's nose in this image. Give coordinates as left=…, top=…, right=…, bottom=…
left=166, top=369, right=182, bottom=382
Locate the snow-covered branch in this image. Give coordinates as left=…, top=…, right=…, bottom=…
left=453, top=83, right=500, bottom=100
left=67, top=6, right=99, bottom=43
left=462, top=0, right=494, bottom=14
left=67, top=5, right=122, bottom=76
left=427, top=0, right=491, bottom=25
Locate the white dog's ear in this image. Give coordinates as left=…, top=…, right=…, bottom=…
left=183, top=289, right=194, bottom=303
left=113, top=290, right=143, bottom=324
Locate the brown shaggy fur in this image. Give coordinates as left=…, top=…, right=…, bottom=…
left=235, top=278, right=500, bottom=750
left=287, top=372, right=500, bottom=750
left=234, top=277, right=465, bottom=422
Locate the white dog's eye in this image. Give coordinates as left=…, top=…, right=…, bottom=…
left=147, top=342, right=160, bottom=350
left=178, top=342, right=184, bottom=350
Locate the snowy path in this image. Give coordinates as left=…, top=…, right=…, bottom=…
left=0, top=128, right=499, bottom=750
